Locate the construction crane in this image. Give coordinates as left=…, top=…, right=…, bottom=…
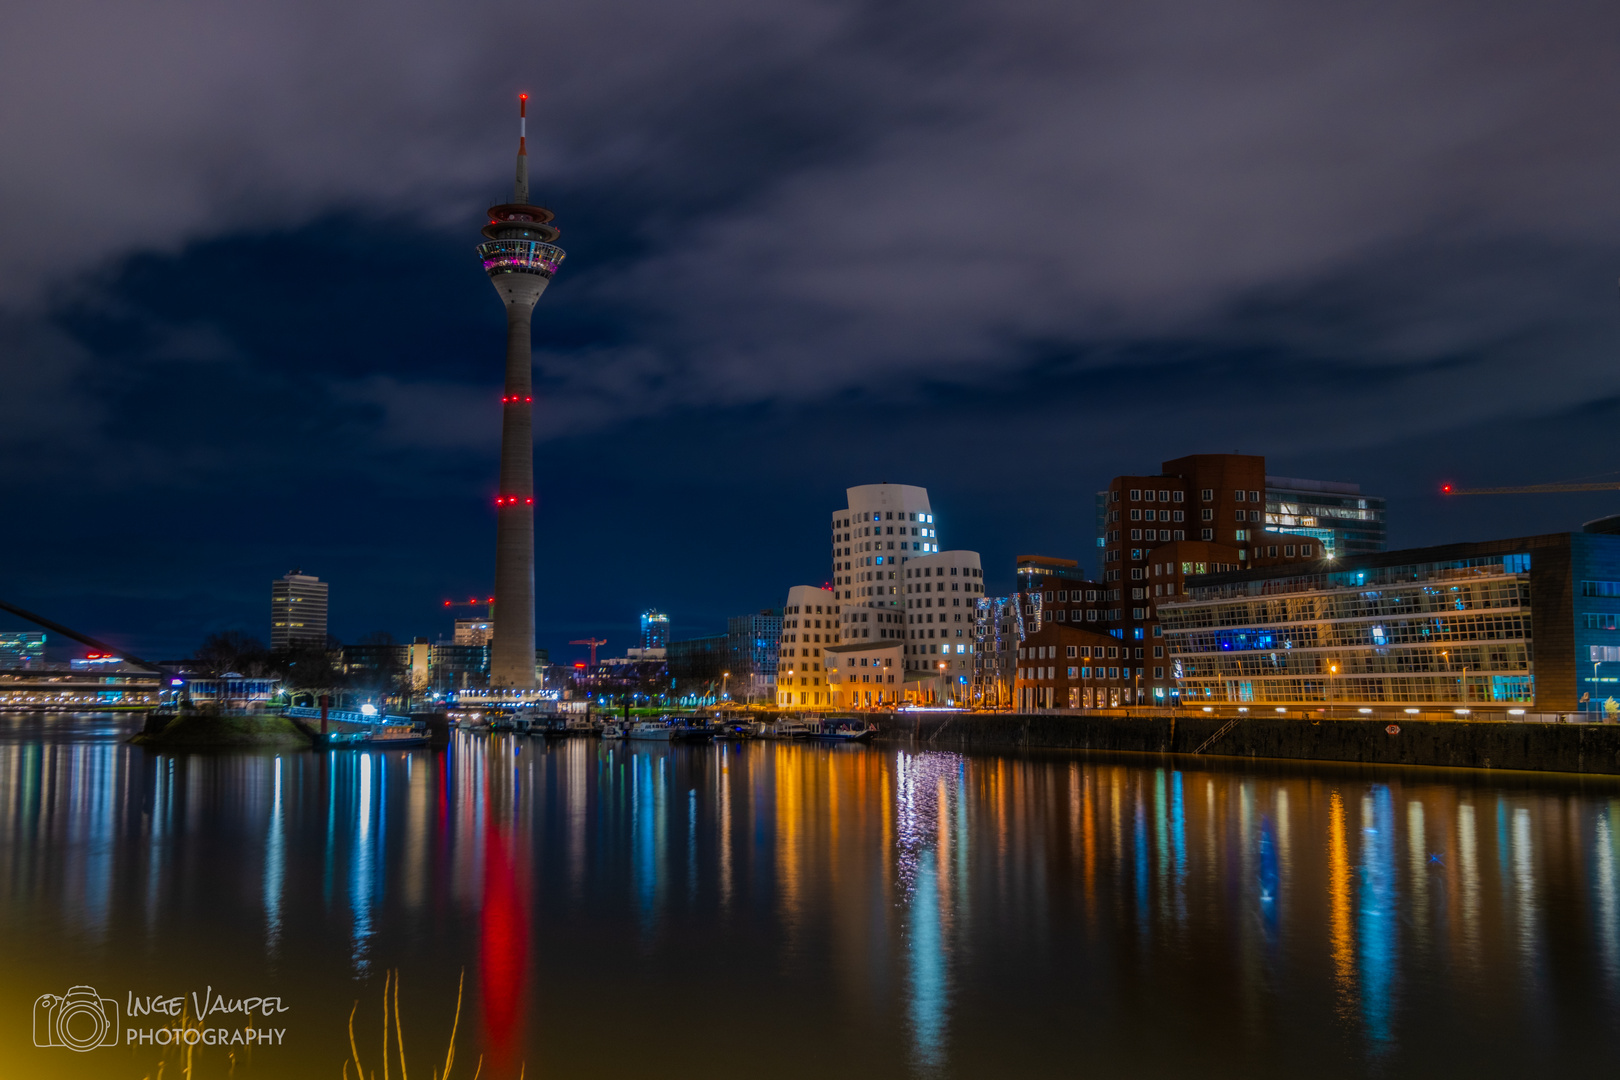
left=570, top=638, right=607, bottom=665
left=1443, top=481, right=1620, bottom=495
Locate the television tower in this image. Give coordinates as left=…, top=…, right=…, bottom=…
left=478, top=94, right=566, bottom=689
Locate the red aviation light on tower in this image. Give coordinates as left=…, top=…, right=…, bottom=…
left=518, top=93, right=528, bottom=157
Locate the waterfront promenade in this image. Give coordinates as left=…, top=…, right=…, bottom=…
left=873, top=710, right=1620, bottom=775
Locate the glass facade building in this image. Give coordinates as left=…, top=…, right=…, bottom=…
left=727, top=610, right=783, bottom=702
left=1160, top=532, right=1620, bottom=714
left=1264, top=476, right=1387, bottom=558
left=0, top=631, right=46, bottom=669
left=639, top=609, right=670, bottom=652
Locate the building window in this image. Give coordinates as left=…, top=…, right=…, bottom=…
left=1173, top=491, right=1185, bottom=503
left=1201, top=509, right=1213, bottom=522
left=1130, top=489, right=1141, bottom=500
left=1235, top=490, right=1246, bottom=502
left=1200, top=488, right=1213, bottom=501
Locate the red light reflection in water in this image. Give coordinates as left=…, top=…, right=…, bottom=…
left=480, top=819, right=528, bottom=1073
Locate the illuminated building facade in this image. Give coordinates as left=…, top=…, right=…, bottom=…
left=776, top=585, right=838, bottom=708
left=1265, top=476, right=1387, bottom=558
left=1160, top=530, right=1620, bottom=714
left=454, top=618, right=492, bottom=647
left=1013, top=621, right=1144, bottom=709
left=0, top=631, right=45, bottom=669
left=832, top=483, right=936, bottom=634
left=902, top=549, right=985, bottom=694
left=727, top=609, right=783, bottom=702
left=825, top=640, right=904, bottom=708
left=480, top=95, right=566, bottom=689
left=639, top=609, right=670, bottom=652
left=270, top=570, right=328, bottom=651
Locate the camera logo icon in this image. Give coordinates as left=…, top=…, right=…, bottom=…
left=34, top=986, right=119, bottom=1051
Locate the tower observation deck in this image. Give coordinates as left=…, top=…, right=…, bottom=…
left=480, top=94, right=566, bottom=689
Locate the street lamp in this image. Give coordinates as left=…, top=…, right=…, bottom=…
left=720, top=671, right=730, bottom=705
left=1328, top=662, right=1337, bottom=719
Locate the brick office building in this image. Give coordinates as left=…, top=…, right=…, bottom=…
left=1012, top=620, right=1144, bottom=710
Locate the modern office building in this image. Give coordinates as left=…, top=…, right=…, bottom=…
left=0, top=631, right=46, bottom=669
left=727, top=609, right=783, bottom=702
left=901, top=549, right=986, bottom=692
left=668, top=635, right=728, bottom=699
left=1265, top=475, right=1387, bottom=558
left=776, top=585, right=839, bottom=708
left=408, top=639, right=492, bottom=692
left=639, top=609, right=670, bottom=652
left=1159, top=530, right=1620, bottom=715
left=479, top=94, right=567, bottom=689
left=832, top=483, right=936, bottom=611
left=1090, top=455, right=1327, bottom=666
left=270, top=570, right=328, bottom=651
left=454, top=618, right=493, bottom=647
left=1015, top=554, right=1091, bottom=593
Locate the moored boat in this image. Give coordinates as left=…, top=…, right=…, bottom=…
left=806, top=717, right=876, bottom=743
left=321, top=723, right=431, bottom=749
left=628, top=721, right=675, bottom=741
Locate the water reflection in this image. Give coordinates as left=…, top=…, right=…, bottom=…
left=0, top=717, right=1618, bottom=1077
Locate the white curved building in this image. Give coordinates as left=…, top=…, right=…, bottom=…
left=775, top=584, right=839, bottom=708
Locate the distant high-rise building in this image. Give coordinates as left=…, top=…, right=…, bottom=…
left=639, top=609, right=670, bottom=652
left=270, top=570, right=328, bottom=651
left=1264, top=476, right=1387, bottom=558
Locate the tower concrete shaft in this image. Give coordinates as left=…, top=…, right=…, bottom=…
left=479, top=94, right=565, bottom=689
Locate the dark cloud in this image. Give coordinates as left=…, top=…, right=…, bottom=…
left=4, top=0, right=1620, bottom=654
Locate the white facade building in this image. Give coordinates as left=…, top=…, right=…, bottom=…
left=902, top=549, right=985, bottom=704
left=831, top=484, right=940, bottom=646
left=775, top=584, right=839, bottom=708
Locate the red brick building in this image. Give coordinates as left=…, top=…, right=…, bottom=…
left=1012, top=621, right=1144, bottom=710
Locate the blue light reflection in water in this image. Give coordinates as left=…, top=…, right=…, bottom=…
left=0, top=718, right=1617, bottom=1078
left=1358, top=786, right=1397, bottom=1049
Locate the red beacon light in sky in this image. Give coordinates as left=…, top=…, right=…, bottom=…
left=1441, top=484, right=1453, bottom=494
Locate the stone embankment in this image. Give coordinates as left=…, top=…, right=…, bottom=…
left=871, top=712, right=1620, bottom=776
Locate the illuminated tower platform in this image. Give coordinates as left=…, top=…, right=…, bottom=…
left=479, top=94, right=566, bottom=688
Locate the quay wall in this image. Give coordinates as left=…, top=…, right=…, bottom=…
left=870, top=713, right=1620, bottom=776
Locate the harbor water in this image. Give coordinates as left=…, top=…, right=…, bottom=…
left=2, top=712, right=1619, bottom=1077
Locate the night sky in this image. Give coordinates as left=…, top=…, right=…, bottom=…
left=5, top=0, right=1620, bottom=662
